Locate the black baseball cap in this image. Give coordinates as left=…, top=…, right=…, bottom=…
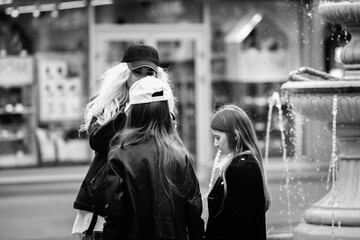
left=121, top=43, right=160, bottom=73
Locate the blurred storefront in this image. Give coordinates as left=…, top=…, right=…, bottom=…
left=0, top=0, right=91, bottom=167
left=209, top=1, right=301, bottom=158
left=0, top=0, right=338, bottom=170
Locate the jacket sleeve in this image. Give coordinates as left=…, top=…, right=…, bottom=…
left=184, top=156, right=205, bottom=240
left=103, top=150, right=126, bottom=240
left=89, top=112, right=127, bottom=152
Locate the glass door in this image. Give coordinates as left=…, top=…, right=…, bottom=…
left=157, top=40, right=196, bottom=156
left=92, top=24, right=211, bottom=172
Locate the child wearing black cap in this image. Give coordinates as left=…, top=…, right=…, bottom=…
left=72, top=44, right=174, bottom=240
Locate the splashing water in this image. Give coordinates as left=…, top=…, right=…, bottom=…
left=329, top=95, right=339, bottom=239
left=265, top=92, right=293, bottom=230
left=276, top=94, right=293, bottom=231
left=265, top=92, right=281, bottom=164
left=202, top=149, right=221, bottom=221
left=327, top=95, right=339, bottom=190
left=206, top=149, right=221, bottom=195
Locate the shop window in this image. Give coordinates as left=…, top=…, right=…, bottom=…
left=95, top=1, right=202, bottom=24
left=212, top=10, right=295, bottom=158
left=0, top=12, right=33, bottom=55
left=225, top=13, right=290, bottom=82
left=158, top=40, right=197, bottom=157
left=35, top=53, right=90, bottom=165
left=0, top=57, right=36, bottom=167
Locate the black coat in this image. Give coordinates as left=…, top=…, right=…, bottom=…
left=103, top=138, right=205, bottom=240
left=73, top=111, right=127, bottom=216
left=205, top=155, right=266, bottom=240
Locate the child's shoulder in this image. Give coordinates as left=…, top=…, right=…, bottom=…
left=231, top=154, right=259, bottom=169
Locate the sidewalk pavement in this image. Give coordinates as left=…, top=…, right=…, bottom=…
left=0, top=165, right=89, bottom=185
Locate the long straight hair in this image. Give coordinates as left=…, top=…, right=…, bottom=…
left=112, top=101, right=192, bottom=198
left=211, top=104, right=271, bottom=211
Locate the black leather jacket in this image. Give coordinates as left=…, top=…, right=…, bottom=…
left=103, top=138, right=205, bottom=240
left=73, top=111, right=127, bottom=216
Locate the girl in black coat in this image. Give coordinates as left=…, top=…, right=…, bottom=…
left=205, top=104, right=271, bottom=240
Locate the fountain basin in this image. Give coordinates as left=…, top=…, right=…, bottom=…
left=304, top=156, right=360, bottom=226
left=318, top=2, right=360, bottom=25
left=281, top=67, right=360, bottom=239
left=280, top=1, right=360, bottom=239
left=281, top=71, right=360, bottom=124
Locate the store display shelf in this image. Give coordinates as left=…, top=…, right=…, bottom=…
left=0, top=131, right=26, bottom=141
left=0, top=136, right=25, bottom=142
left=0, top=107, right=34, bottom=115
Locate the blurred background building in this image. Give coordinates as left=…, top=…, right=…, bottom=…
left=0, top=0, right=348, bottom=172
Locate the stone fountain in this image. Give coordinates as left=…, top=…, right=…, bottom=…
left=281, top=1, right=360, bottom=239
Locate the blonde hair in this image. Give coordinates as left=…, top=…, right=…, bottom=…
left=79, top=63, right=173, bottom=132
